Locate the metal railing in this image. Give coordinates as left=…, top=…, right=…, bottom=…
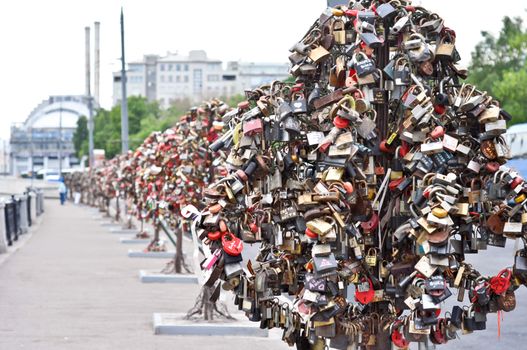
left=0, top=188, right=44, bottom=253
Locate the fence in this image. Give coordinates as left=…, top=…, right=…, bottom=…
left=0, top=188, right=44, bottom=254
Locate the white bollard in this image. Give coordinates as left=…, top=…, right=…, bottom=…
left=19, top=195, right=29, bottom=234
left=0, top=200, right=7, bottom=254
left=32, top=191, right=38, bottom=219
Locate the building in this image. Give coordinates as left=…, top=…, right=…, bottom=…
left=113, top=50, right=289, bottom=108
left=0, top=140, right=9, bottom=175
left=226, top=61, right=292, bottom=92
left=10, top=95, right=91, bottom=175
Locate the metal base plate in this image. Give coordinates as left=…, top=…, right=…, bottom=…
left=139, top=270, right=198, bottom=284
left=153, top=313, right=269, bottom=337
left=100, top=222, right=120, bottom=228
left=110, top=228, right=139, bottom=234
left=119, top=237, right=150, bottom=244
left=127, top=250, right=175, bottom=259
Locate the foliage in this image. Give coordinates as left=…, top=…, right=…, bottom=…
left=224, top=94, right=245, bottom=107
left=74, top=92, right=283, bottom=161
left=77, top=96, right=166, bottom=159
left=73, top=116, right=88, bottom=157
left=468, top=16, right=527, bottom=125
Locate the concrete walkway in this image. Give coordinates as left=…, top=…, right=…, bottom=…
left=0, top=200, right=288, bottom=350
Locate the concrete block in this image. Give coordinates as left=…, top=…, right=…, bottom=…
left=127, top=250, right=175, bottom=259
left=100, top=222, right=120, bottom=228
left=109, top=228, right=139, bottom=235
left=139, top=270, right=198, bottom=284
left=119, top=237, right=150, bottom=244
left=153, top=313, right=268, bottom=337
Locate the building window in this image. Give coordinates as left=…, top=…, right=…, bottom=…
left=207, top=75, right=219, bottom=82
left=168, top=64, right=173, bottom=71
left=184, top=64, right=189, bottom=71
left=168, top=75, right=173, bottom=83
left=160, top=75, right=165, bottom=83
left=184, top=76, right=189, bottom=83
left=176, top=64, right=181, bottom=71
left=160, top=64, right=165, bottom=71
left=176, top=76, right=180, bottom=83
left=193, top=69, right=202, bottom=94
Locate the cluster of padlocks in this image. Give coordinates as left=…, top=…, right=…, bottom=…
left=77, top=99, right=230, bottom=250
left=70, top=1, right=527, bottom=348
left=187, top=1, right=527, bottom=349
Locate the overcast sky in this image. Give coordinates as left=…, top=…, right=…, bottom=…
left=0, top=0, right=526, bottom=140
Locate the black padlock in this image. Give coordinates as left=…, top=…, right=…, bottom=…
left=450, top=306, right=463, bottom=328
left=250, top=301, right=262, bottom=322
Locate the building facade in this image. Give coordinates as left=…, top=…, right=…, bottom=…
left=113, top=50, right=289, bottom=108
left=10, top=95, right=91, bottom=175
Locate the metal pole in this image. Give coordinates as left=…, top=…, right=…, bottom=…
left=58, top=102, right=63, bottom=176
left=120, top=7, right=129, bottom=154
left=94, top=21, right=100, bottom=105
left=85, top=27, right=91, bottom=99
left=3, top=140, right=7, bottom=175
left=88, top=97, right=94, bottom=168
left=85, top=26, right=95, bottom=168
left=30, top=127, right=34, bottom=188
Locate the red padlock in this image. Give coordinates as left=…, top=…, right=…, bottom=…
left=305, top=228, right=318, bottom=239
left=392, top=328, right=410, bottom=349
left=333, top=116, right=350, bottom=129
left=355, top=277, right=375, bottom=304
left=207, top=231, right=222, bottom=241
left=490, top=269, right=512, bottom=295
left=389, top=177, right=405, bottom=191
left=511, top=176, right=524, bottom=189
left=485, top=162, right=500, bottom=173
left=222, top=232, right=243, bottom=256
left=361, top=212, right=379, bottom=233
left=343, top=182, right=354, bottom=194
left=344, top=9, right=358, bottom=17
left=399, top=141, right=410, bottom=158
left=430, top=125, right=445, bottom=139
left=318, top=142, right=331, bottom=153
left=379, top=139, right=396, bottom=154
left=249, top=222, right=259, bottom=234
left=431, top=319, right=447, bottom=345
left=434, top=104, right=446, bottom=115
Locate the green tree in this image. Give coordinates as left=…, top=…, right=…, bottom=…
left=73, top=115, right=88, bottom=157
left=468, top=16, right=527, bottom=125
left=225, top=94, right=246, bottom=107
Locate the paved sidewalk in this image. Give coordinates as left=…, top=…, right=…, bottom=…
left=0, top=200, right=287, bottom=350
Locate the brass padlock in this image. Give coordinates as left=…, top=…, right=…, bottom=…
left=365, top=248, right=377, bottom=266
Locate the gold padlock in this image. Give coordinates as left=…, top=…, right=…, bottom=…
left=380, top=260, right=390, bottom=278
left=454, top=202, right=469, bottom=216
left=514, top=193, right=526, bottom=203
left=365, top=248, right=377, bottom=266
left=331, top=8, right=344, bottom=17
left=432, top=207, right=448, bottom=218
left=349, top=272, right=360, bottom=284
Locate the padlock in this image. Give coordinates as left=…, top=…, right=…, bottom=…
left=394, top=57, right=411, bottom=86
left=372, top=69, right=387, bottom=105
left=435, top=33, right=456, bottom=61
left=421, top=137, right=444, bottom=155
left=332, top=19, right=346, bottom=45
left=365, top=248, right=377, bottom=266
left=354, top=52, right=376, bottom=77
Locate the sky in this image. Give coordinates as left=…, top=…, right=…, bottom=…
left=0, top=0, right=526, bottom=140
